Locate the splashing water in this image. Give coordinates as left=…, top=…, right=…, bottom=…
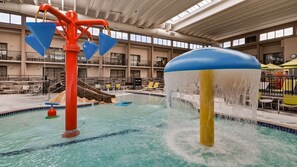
left=164, top=69, right=261, bottom=166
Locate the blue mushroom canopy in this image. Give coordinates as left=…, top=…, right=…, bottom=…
left=164, top=47, right=260, bottom=72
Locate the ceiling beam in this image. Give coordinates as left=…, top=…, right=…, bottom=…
left=172, top=0, right=245, bottom=31
left=103, top=0, right=120, bottom=20
left=95, top=0, right=104, bottom=17
left=122, top=0, right=149, bottom=23
left=85, top=0, right=90, bottom=15
left=74, top=0, right=76, bottom=12
left=61, top=0, right=64, bottom=11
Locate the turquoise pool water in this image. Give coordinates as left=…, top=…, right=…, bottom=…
left=0, top=94, right=296, bottom=166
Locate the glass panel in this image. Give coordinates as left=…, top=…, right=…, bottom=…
left=260, top=33, right=267, bottom=41
left=275, top=29, right=283, bottom=38
left=136, top=35, right=141, bottom=42
left=223, top=41, right=231, bottom=48
left=147, top=37, right=151, bottom=43
left=239, top=38, right=245, bottom=45
left=284, top=27, right=293, bottom=36
left=10, top=14, right=21, bottom=25
left=122, top=33, right=128, bottom=40
left=130, top=34, right=136, bottom=41
left=233, top=39, right=238, bottom=46
left=0, top=12, right=9, bottom=23
left=116, top=31, right=121, bottom=39
left=92, top=28, right=100, bottom=36
left=267, top=31, right=275, bottom=39
left=141, top=36, right=146, bottom=43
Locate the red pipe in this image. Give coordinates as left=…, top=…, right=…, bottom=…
left=39, top=4, right=71, bottom=24
left=38, top=5, right=111, bottom=138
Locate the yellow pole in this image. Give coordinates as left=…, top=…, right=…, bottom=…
left=200, top=70, right=214, bottom=147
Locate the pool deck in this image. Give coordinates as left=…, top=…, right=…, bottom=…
left=0, top=92, right=297, bottom=131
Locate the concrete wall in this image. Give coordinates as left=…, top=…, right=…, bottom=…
left=283, top=36, right=297, bottom=61
left=26, top=64, right=43, bottom=76
left=130, top=46, right=150, bottom=60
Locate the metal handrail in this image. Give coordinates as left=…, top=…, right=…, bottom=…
left=47, top=81, right=64, bottom=100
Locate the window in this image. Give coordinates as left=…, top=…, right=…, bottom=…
left=0, top=43, right=7, bottom=60
left=156, top=71, right=164, bottom=79
left=26, top=16, right=43, bottom=22
left=0, top=12, right=9, bottom=23
left=43, top=67, right=64, bottom=81
left=46, top=48, right=64, bottom=62
left=0, top=66, right=7, bottom=77
left=284, top=27, right=293, bottom=36
left=10, top=14, right=21, bottom=25
left=190, top=43, right=203, bottom=49
left=260, top=27, right=293, bottom=41
left=78, top=68, right=87, bottom=79
left=173, top=40, right=188, bottom=48
left=103, top=29, right=128, bottom=40
left=167, top=0, right=215, bottom=23
left=275, top=29, right=284, bottom=38
left=110, top=53, right=126, bottom=65
left=153, top=38, right=171, bottom=46
left=267, top=31, right=275, bottom=39
left=155, top=57, right=167, bottom=67
left=223, top=41, right=231, bottom=48
left=131, top=70, right=140, bottom=78
left=233, top=39, right=239, bottom=46
left=0, top=13, right=22, bottom=25
left=110, top=69, right=125, bottom=78
left=245, top=35, right=256, bottom=44
left=260, top=33, right=267, bottom=41
left=92, top=28, right=100, bottom=36
left=130, top=34, right=151, bottom=43
left=238, top=38, right=245, bottom=45
left=130, top=54, right=140, bottom=66
left=264, top=53, right=283, bottom=65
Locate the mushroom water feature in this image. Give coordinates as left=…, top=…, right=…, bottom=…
left=164, top=47, right=261, bottom=163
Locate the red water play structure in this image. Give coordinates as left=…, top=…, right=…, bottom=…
left=25, top=4, right=117, bottom=138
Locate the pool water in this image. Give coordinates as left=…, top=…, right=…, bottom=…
left=0, top=94, right=296, bottom=166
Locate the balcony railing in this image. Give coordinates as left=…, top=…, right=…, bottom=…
left=103, top=57, right=127, bottom=65
left=153, top=60, right=167, bottom=67
left=26, top=52, right=100, bottom=64
left=130, top=60, right=151, bottom=67
left=0, top=51, right=21, bottom=61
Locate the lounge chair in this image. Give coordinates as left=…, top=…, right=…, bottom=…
left=115, top=83, right=121, bottom=90
left=280, top=94, right=297, bottom=111
left=143, top=82, right=154, bottom=91
left=105, top=83, right=111, bottom=91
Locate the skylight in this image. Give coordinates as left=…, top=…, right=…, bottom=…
left=168, top=0, right=215, bottom=23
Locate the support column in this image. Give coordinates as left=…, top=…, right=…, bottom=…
left=21, top=15, right=26, bottom=76
left=200, top=70, right=214, bottom=147
left=127, top=43, right=131, bottom=79
left=150, top=46, right=154, bottom=78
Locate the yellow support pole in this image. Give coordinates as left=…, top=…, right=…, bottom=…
left=200, top=70, right=214, bottom=147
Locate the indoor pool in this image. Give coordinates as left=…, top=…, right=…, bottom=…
left=0, top=94, right=296, bottom=167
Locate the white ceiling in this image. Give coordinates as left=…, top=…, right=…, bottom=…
left=4, top=0, right=297, bottom=42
